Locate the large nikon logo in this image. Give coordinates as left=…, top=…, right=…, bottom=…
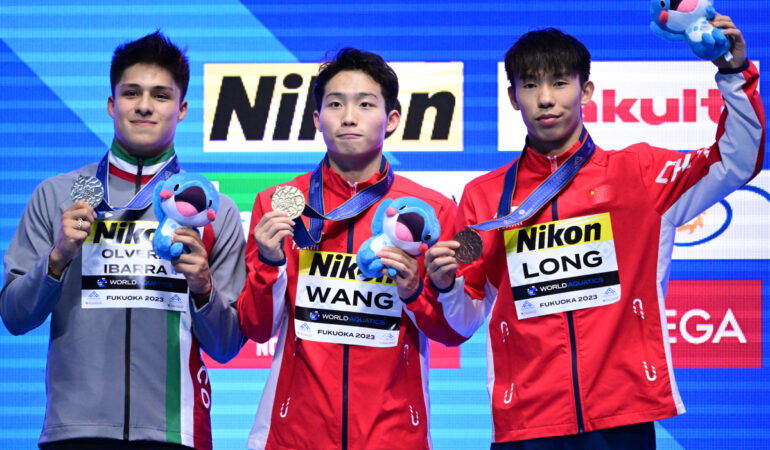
left=89, top=221, right=155, bottom=245
left=517, top=222, right=602, bottom=253
left=204, top=63, right=463, bottom=152
left=306, top=252, right=395, bottom=285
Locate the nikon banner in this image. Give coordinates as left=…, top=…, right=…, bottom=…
left=204, top=62, right=463, bottom=152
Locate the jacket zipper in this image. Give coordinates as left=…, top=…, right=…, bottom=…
left=341, top=215, right=356, bottom=449
left=124, top=309, right=131, bottom=440
left=548, top=155, right=558, bottom=172
left=341, top=180, right=357, bottom=450
left=566, top=311, right=584, bottom=433
left=551, top=194, right=584, bottom=434
left=124, top=157, right=143, bottom=440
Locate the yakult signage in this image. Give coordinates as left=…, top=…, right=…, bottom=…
left=497, top=61, right=759, bottom=151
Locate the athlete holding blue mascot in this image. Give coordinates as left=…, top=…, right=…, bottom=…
left=1, top=32, right=246, bottom=450
left=650, top=0, right=731, bottom=61
left=421, top=9, right=764, bottom=450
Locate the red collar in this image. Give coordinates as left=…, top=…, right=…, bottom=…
left=524, top=138, right=582, bottom=173
left=322, top=160, right=387, bottom=194
left=109, top=163, right=155, bottom=184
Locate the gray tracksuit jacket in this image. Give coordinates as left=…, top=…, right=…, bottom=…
left=1, top=157, right=246, bottom=449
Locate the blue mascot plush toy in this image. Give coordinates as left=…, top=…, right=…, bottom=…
left=650, top=0, right=730, bottom=61
left=152, top=173, right=219, bottom=260
left=356, top=197, right=441, bottom=279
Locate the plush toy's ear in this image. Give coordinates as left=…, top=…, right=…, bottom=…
left=650, top=21, right=686, bottom=41
left=153, top=182, right=166, bottom=221
left=371, top=198, right=392, bottom=235
left=705, top=4, right=716, bottom=20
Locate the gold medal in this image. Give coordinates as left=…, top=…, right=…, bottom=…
left=271, top=185, right=306, bottom=219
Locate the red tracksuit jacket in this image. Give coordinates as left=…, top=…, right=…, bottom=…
left=238, top=161, right=463, bottom=449
left=418, top=61, right=765, bottom=442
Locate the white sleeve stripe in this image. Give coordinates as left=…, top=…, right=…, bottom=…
left=656, top=218, right=686, bottom=415
left=271, top=264, right=288, bottom=336
left=437, top=276, right=496, bottom=338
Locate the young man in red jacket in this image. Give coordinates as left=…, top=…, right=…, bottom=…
left=237, top=48, right=462, bottom=449
left=422, top=15, right=764, bottom=449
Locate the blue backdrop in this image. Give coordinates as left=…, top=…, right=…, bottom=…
left=1, top=1, right=768, bottom=449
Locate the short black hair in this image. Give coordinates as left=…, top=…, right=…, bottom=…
left=110, top=31, right=190, bottom=100
left=313, top=47, right=399, bottom=114
left=504, top=28, right=591, bottom=91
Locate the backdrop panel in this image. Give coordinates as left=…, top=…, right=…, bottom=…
left=1, top=1, right=768, bottom=449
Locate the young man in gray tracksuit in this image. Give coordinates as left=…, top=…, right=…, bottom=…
left=0, top=31, right=246, bottom=450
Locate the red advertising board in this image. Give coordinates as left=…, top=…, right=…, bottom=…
left=206, top=280, right=760, bottom=370
left=666, top=280, right=762, bottom=368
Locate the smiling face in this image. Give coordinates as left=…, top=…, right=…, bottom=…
left=509, top=71, right=594, bottom=156
left=313, top=70, right=400, bottom=171
left=108, top=63, right=188, bottom=158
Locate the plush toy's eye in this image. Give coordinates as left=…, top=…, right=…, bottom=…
left=424, top=234, right=431, bottom=241
left=399, top=205, right=406, bottom=210
left=174, top=184, right=180, bottom=191
left=208, top=200, right=213, bottom=207
left=660, top=1, right=665, bottom=7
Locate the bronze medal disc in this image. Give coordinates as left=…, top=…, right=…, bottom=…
left=271, top=185, right=306, bottom=219
left=454, top=227, right=483, bottom=263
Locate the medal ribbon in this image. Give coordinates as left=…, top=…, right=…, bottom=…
left=473, top=127, right=595, bottom=231
left=95, top=150, right=181, bottom=212
left=293, top=156, right=394, bottom=248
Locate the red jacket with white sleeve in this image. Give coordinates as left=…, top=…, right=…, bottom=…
left=238, top=161, right=462, bottom=449
left=418, top=61, right=764, bottom=442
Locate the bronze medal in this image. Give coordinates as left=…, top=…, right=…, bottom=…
left=454, top=227, right=483, bottom=263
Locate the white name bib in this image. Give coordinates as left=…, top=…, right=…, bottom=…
left=81, top=220, right=188, bottom=311
left=294, top=250, right=402, bottom=347
left=505, top=213, right=621, bottom=319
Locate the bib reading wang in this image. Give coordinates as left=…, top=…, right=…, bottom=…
left=294, top=250, right=402, bottom=347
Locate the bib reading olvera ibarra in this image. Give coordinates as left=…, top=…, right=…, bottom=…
left=81, top=220, right=189, bottom=311
left=505, top=213, right=621, bottom=319
left=295, top=250, right=402, bottom=347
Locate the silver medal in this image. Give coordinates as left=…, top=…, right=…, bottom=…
left=71, top=175, right=105, bottom=208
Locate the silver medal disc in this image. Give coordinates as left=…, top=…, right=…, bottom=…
left=71, top=175, right=105, bottom=208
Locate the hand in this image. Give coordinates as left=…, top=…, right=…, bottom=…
left=710, top=13, right=746, bottom=69
left=254, top=211, right=294, bottom=262
left=424, top=241, right=460, bottom=291
left=377, top=246, right=421, bottom=300
left=171, top=227, right=211, bottom=294
left=49, top=200, right=97, bottom=278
